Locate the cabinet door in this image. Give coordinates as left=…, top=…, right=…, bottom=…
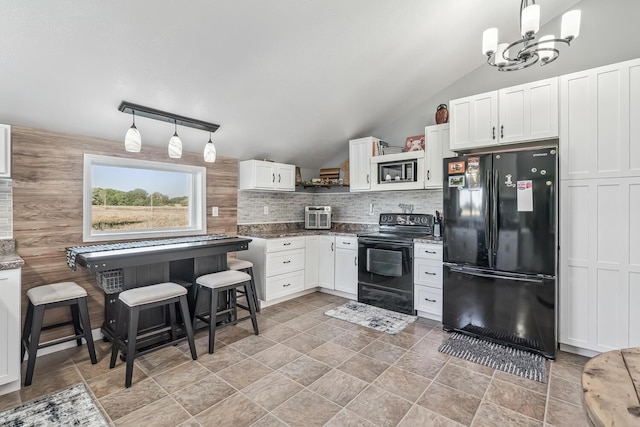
left=349, top=138, right=373, bottom=191
left=560, top=178, right=640, bottom=352
left=253, top=161, right=277, bottom=189
left=318, top=236, right=335, bottom=289
left=425, top=124, right=453, bottom=189
left=449, top=91, right=498, bottom=151
left=560, top=58, right=640, bottom=180
left=275, top=163, right=296, bottom=191
left=0, top=268, right=20, bottom=387
left=498, top=78, right=559, bottom=145
left=0, top=125, right=10, bottom=178
left=305, top=236, right=319, bottom=289
left=335, top=248, right=357, bottom=294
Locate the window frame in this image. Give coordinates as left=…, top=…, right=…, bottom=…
left=83, top=154, right=207, bottom=242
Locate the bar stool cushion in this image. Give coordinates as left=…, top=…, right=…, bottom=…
left=228, top=259, right=253, bottom=271
left=119, top=282, right=187, bottom=307
left=27, top=282, right=87, bottom=306
left=197, top=270, right=251, bottom=289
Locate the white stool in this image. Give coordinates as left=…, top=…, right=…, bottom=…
left=21, top=282, right=97, bottom=386
left=109, top=282, right=196, bottom=388
left=193, top=270, right=259, bottom=354
left=228, top=258, right=260, bottom=313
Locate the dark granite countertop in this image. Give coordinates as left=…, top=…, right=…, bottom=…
left=239, top=230, right=357, bottom=239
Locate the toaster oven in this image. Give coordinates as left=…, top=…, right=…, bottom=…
left=305, top=206, right=331, bottom=230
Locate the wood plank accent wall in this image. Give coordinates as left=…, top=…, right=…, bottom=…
left=12, top=126, right=238, bottom=340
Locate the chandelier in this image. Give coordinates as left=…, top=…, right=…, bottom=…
left=482, top=0, right=581, bottom=71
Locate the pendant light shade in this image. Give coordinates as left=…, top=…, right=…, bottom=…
left=168, top=121, right=183, bottom=159
left=124, top=111, right=142, bottom=152
left=204, top=133, right=217, bottom=163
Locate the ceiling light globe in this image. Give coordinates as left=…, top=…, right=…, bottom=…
left=482, top=28, right=498, bottom=56
left=168, top=133, right=182, bottom=159
left=521, top=4, right=540, bottom=36
left=204, top=140, right=217, bottom=163
left=538, top=35, right=555, bottom=61
left=124, top=125, right=141, bottom=152
left=561, top=10, right=581, bottom=40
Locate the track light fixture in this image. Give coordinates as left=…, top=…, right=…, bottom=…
left=118, top=101, right=220, bottom=161
left=204, top=132, right=217, bottom=163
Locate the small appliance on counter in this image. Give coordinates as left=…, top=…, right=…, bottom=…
left=305, top=206, right=331, bottom=230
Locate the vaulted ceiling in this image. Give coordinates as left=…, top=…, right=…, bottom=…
left=1, top=0, right=581, bottom=167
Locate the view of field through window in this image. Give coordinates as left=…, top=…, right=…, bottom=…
left=91, top=164, right=191, bottom=231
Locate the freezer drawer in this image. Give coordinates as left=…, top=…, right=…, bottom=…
left=442, top=265, right=556, bottom=358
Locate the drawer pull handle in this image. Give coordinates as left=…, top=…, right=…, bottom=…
left=331, top=242, right=334, bottom=251
left=424, top=298, right=437, bottom=303
left=283, top=260, right=291, bottom=264
left=424, top=272, right=437, bottom=275
left=0, top=277, right=8, bottom=281
left=354, top=256, right=357, bottom=266
left=283, top=283, right=291, bottom=287
left=283, top=242, right=292, bottom=246
left=343, top=242, right=351, bottom=245
left=425, top=250, right=436, bottom=254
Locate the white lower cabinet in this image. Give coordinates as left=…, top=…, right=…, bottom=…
left=560, top=177, right=640, bottom=352
left=334, top=237, right=358, bottom=294
left=238, top=236, right=306, bottom=302
left=0, top=268, right=21, bottom=395
left=304, top=236, right=319, bottom=289
left=414, top=243, right=443, bottom=320
left=318, top=236, right=336, bottom=290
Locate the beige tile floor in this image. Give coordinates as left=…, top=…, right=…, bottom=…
left=0, top=292, right=591, bottom=426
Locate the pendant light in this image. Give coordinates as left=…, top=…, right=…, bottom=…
left=204, top=132, right=217, bottom=163
left=124, top=110, right=142, bottom=152
left=168, top=120, right=182, bottom=159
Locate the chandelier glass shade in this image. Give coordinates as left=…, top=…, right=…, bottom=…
left=124, top=110, right=142, bottom=152
left=482, top=0, right=581, bottom=71
left=204, top=133, right=217, bottom=163
left=168, top=121, right=183, bottom=159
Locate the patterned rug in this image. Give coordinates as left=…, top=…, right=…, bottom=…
left=438, top=332, right=548, bottom=383
left=324, top=301, right=417, bottom=334
left=0, top=383, right=108, bottom=426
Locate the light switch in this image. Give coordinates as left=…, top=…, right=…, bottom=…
left=211, top=207, right=218, bottom=217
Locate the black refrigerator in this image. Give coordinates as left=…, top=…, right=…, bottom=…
left=442, top=146, right=557, bottom=359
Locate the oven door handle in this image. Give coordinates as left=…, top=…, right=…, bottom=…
left=358, top=238, right=413, bottom=248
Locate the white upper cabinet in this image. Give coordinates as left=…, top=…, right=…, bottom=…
left=238, top=160, right=295, bottom=191
left=424, top=124, right=454, bottom=189
left=449, top=77, right=558, bottom=151
left=349, top=137, right=376, bottom=192
left=449, top=91, right=499, bottom=151
left=0, top=125, right=11, bottom=178
left=560, top=58, right=640, bottom=180
left=499, top=77, right=558, bottom=144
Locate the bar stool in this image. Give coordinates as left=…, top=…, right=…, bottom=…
left=21, top=282, right=97, bottom=386
left=109, top=282, right=197, bottom=388
left=193, top=270, right=259, bottom=354
left=228, top=258, right=261, bottom=312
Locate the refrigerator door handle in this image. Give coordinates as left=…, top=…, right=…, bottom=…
left=491, top=169, right=499, bottom=266
left=448, top=265, right=545, bottom=284
left=485, top=169, right=493, bottom=269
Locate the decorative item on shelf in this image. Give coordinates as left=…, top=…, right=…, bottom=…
left=435, top=104, right=449, bottom=124
left=482, top=0, right=581, bottom=71
left=339, top=159, right=350, bottom=185
left=320, top=168, right=341, bottom=182
left=404, top=135, right=425, bottom=152
left=295, top=166, right=302, bottom=184
left=118, top=101, right=220, bottom=162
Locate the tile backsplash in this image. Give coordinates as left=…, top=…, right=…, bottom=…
left=237, top=189, right=443, bottom=224
left=0, top=180, right=12, bottom=239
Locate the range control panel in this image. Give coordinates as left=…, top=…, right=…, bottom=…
left=379, top=213, right=434, bottom=226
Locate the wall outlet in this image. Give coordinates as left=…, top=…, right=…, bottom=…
left=369, top=203, right=374, bottom=215
left=263, top=206, right=269, bottom=215
left=211, top=207, right=218, bottom=217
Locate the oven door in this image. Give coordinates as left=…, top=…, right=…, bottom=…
left=358, top=237, right=414, bottom=314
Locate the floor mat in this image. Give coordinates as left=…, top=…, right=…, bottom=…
left=324, top=301, right=417, bottom=334
left=438, top=332, right=548, bottom=383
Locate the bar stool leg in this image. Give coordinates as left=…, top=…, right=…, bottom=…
left=168, top=303, right=178, bottom=343
left=178, top=295, right=197, bottom=360
left=70, top=304, right=83, bottom=346
left=77, top=297, right=98, bottom=364
left=244, top=282, right=259, bottom=336
left=21, top=302, right=34, bottom=362
left=247, top=267, right=260, bottom=313
left=208, top=289, right=218, bottom=354
left=24, top=305, right=45, bottom=387
left=110, top=301, right=127, bottom=369
left=125, top=307, right=139, bottom=388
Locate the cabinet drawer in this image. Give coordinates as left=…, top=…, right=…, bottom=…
left=266, top=249, right=305, bottom=276
left=335, top=236, right=358, bottom=249
left=414, top=285, right=442, bottom=316
left=414, top=243, right=442, bottom=260
left=265, top=270, right=305, bottom=300
left=414, top=258, right=443, bottom=288
left=266, top=237, right=305, bottom=252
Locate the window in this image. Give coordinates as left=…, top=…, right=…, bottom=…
left=83, top=154, right=206, bottom=242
